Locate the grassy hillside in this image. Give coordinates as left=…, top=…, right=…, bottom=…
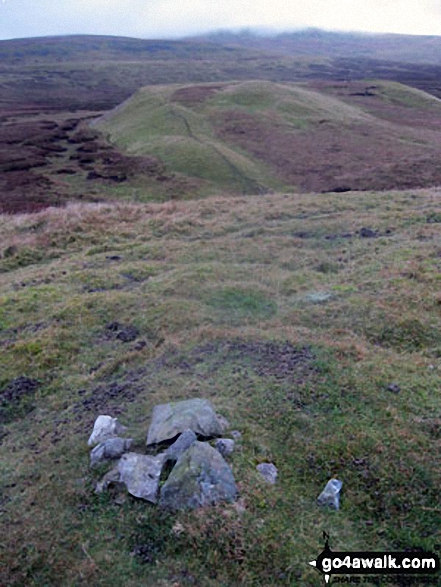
left=96, top=79, right=441, bottom=195
left=1, top=188, right=441, bottom=586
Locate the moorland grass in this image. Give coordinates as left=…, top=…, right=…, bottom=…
left=1, top=189, right=441, bottom=586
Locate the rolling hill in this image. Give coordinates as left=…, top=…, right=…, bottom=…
left=2, top=34, right=441, bottom=211
left=199, top=28, right=441, bottom=64
left=95, top=79, right=441, bottom=194
left=0, top=35, right=323, bottom=112
left=2, top=32, right=441, bottom=587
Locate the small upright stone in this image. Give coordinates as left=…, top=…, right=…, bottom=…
left=215, top=438, right=235, bottom=457
left=257, top=463, right=278, bottom=484
left=317, top=478, right=343, bottom=510
left=88, top=415, right=128, bottom=447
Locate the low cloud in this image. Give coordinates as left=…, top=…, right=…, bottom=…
left=1, top=0, right=441, bottom=40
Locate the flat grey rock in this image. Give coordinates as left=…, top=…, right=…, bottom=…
left=146, top=399, right=225, bottom=446
left=159, top=441, right=237, bottom=510
left=90, top=437, right=133, bottom=467
left=215, top=438, right=235, bottom=457
left=88, top=415, right=128, bottom=447
left=165, top=429, right=197, bottom=462
left=257, top=463, right=278, bottom=484
left=317, top=478, right=343, bottom=510
left=304, top=291, right=333, bottom=304
left=118, top=452, right=165, bottom=503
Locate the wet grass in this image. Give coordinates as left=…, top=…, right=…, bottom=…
left=1, top=189, right=441, bottom=586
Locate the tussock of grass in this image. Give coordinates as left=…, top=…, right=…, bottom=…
left=1, top=188, right=441, bottom=586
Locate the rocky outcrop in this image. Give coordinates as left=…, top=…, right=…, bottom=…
left=164, top=429, right=197, bottom=463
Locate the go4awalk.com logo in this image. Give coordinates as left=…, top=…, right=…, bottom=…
left=309, top=533, right=440, bottom=585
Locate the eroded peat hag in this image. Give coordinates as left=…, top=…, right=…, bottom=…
left=4, top=34, right=441, bottom=211
left=0, top=108, right=188, bottom=213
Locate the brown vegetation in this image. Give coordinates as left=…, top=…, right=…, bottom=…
left=0, top=110, right=171, bottom=214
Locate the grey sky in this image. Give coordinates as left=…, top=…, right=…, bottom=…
left=1, top=0, right=441, bottom=40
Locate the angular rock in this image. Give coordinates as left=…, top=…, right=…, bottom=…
left=117, top=452, right=165, bottom=503
left=90, top=437, right=133, bottom=467
left=90, top=444, right=106, bottom=467
left=317, top=478, right=343, bottom=510
left=215, top=438, right=235, bottom=457
left=159, top=441, right=237, bottom=510
left=165, top=429, right=197, bottom=462
left=146, top=399, right=225, bottom=446
left=95, top=466, right=122, bottom=494
left=231, top=430, right=242, bottom=440
left=88, top=415, right=128, bottom=447
left=257, top=463, right=278, bottom=484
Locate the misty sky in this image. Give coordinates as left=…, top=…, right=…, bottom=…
left=1, top=0, right=441, bottom=40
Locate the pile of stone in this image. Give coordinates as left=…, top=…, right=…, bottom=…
left=88, top=399, right=239, bottom=510
left=87, top=398, right=344, bottom=512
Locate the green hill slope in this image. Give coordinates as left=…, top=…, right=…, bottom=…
left=1, top=189, right=441, bottom=586
left=95, top=79, right=441, bottom=195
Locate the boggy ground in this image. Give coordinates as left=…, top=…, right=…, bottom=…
left=0, top=107, right=202, bottom=214
left=4, top=35, right=441, bottom=213
left=1, top=189, right=440, bottom=586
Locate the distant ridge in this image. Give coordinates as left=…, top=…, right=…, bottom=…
left=0, top=34, right=249, bottom=64
left=194, top=28, right=441, bottom=64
